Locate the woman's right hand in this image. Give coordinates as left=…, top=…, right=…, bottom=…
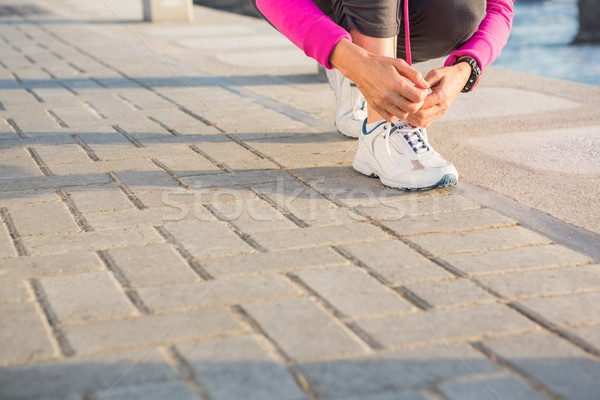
left=329, top=38, right=429, bottom=121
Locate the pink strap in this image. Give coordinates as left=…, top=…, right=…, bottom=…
left=404, top=0, right=411, bottom=65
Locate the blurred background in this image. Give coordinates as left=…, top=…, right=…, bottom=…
left=193, top=0, right=600, bottom=87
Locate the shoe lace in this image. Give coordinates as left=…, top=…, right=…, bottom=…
left=384, top=121, right=429, bottom=158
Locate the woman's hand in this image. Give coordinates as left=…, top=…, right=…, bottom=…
left=407, top=62, right=471, bottom=127
left=329, top=39, right=430, bottom=122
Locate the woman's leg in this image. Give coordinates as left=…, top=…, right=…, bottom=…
left=330, top=0, right=401, bottom=123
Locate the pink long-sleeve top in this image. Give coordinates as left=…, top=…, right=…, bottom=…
left=255, top=0, right=514, bottom=70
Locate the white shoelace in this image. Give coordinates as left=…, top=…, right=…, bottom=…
left=385, top=121, right=429, bottom=158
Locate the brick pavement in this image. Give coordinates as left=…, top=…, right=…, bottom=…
left=0, top=1, right=599, bottom=399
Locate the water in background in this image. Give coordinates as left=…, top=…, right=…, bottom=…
left=493, top=0, right=600, bottom=86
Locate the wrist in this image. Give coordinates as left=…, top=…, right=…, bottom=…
left=329, top=38, right=370, bottom=82
left=452, top=56, right=481, bottom=93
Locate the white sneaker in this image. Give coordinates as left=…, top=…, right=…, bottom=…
left=326, top=68, right=366, bottom=138
left=352, top=119, right=458, bottom=190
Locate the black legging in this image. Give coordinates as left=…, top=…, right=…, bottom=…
left=249, top=0, right=486, bottom=63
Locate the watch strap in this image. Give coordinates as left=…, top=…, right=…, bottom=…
left=454, top=57, right=481, bottom=93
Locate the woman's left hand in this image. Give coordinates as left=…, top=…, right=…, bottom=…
left=407, top=62, right=472, bottom=127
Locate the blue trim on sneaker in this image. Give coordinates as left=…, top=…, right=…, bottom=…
left=362, top=119, right=386, bottom=136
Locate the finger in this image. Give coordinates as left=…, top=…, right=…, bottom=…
left=390, top=80, right=428, bottom=104
left=422, top=87, right=444, bottom=108
left=409, top=105, right=445, bottom=127
left=424, top=68, right=443, bottom=86
left=389, top=94, right=424, bottom=116
left=393, top=59, right=430, bottom=89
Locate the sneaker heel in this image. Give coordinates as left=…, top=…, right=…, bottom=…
left=352, top=158, right=377, bottom=178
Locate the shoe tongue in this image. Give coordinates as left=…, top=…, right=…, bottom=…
left=389, top=122, right=430, bottom=155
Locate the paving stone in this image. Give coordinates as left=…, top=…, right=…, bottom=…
left=201, top=247, right=350, bottom=278
left=148, top=108, right=220, bottom=135
left=482, top=332, right=600, bottom=400
left=0, top=348, right=175, bottom=399
left=339, top=240, right=454, bottom=285
left=193, top=140, right=269, bottom=164
left=382, top=208, right=516, bottom=237
left=8, top=201, right=80, bottom=237
left=0, top=280, right=31, bottom=303
left=162, top=220, right=253, bottom=259
left=65, top=307, right=242, bottom=354
left=40, top=271, right=136, bottom=323
left=405, top=279, right=496, bottom=309
left=478, top=264, right=600, bottom=300
left=293, top=206, right=366, bottom=227
left=210, top=198, right=298, bottom=233
left=300, top=344, right=499, bottom=398
left=0, top=173, right=112, bottom=192
left=355, top=194, right=481, bottom=220
left=158, top=186, right=256, bottom=207
left=114, top=170, right=181, bottom=191
left=86, top=206, right=214, bottom=229
left=97, top=380, right=199, bottom=400
left=276, top=150, right=354, bottom=169
left=0, top=302, right=57, bottom=365
left=22, top=227, right=163, bottom=256
left=8, top=112, right=62, bottom=135
left=155, top=154, right=222, bottom=176
left=66, top=184, right=135, bottom=214
left=183, top=169, right=294, bottom=188
left=357, top=303, right=539, bottom=348
left=338, top=390, right=432, bottom=400
left=249, top=223, right=388, bottom=251
left=308, top=177, right=416, bottom=208
left=252, top=179, right=335, bottom=211
left=517, top=292, right=600, bottom=327
left=49, top=158, right=158, bottom=175
left=0, top=252, right=103, bottom=280
left=88, top=143, right=193, bottom=162
left=106, top=244, right=199, bottom=287
left=406, top=227, right=552, bottom=256
left=439, top=244, right=594, bottom=276
left=48, top=106, right=103, bottom=129
left=244, top=297, right=367, bottom=361
left=0, top=154, right=42, bottom=179
left=116, top=89, right=176, bottom=110
left=249, top=134, right=354, bottom=158
left=296, top=266, right=413, bottom=318
left=137, top=274, right=299, bottom=312
left=179, top=335, right=307, bottom=400
left=32, top=144, right=91, bottom=165
left=107, top=116, right=173, bottom=140
left=438, top=373, right=547, bottom=400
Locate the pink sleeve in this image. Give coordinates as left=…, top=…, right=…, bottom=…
left=256, top=0, right=351, bottom=69
left=445, top=0, right=515, bottom=69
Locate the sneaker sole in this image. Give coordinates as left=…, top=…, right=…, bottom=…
left=353, top=158, right=457, bottom=191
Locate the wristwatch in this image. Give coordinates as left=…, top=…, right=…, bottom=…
left=453, top=57, right=481, bottom=93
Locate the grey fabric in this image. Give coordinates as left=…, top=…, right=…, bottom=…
left=249, top=0, right=486, bottom=62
